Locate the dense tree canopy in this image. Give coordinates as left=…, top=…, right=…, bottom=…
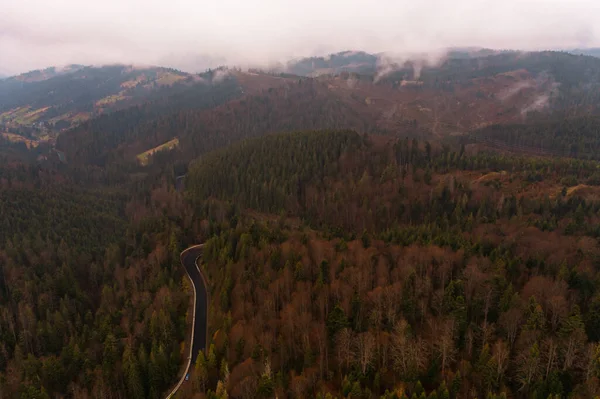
left=470, top=116, right=600, bottom=160
left=0, top=160, right=195, bottom=398
left=182, top=130, right=600, bottom=398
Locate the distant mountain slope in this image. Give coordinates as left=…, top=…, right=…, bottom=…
left=285, top=51, right=379, bottom=76
left=4, top=64, right=85, bottom=83
left=57, top=77, right=371, bottom=166
left=55, top=72, right=242, bottom=166
left=286, top=50, right=600, bottom=93
left=283, top=48, right=503, bottom=77
left=283, top=51, right=600, bottom=131
left=320, top=52, right=600, bottom=136
left=0, top=64, right=213, bottom=132
left=469, top=115, right=600, bottom=159
left=35, top=50, right=600, bottom=171
left=206, top=52, right=600, bottom=141
left=569, top=48, right=600, bottom=58
left=55, top=51, right=600, bottom=168
left=371, top=51, right=600, bottom=91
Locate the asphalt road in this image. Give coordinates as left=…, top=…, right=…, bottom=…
left=166, top=245, right=207, bottom=398
left=175, top=175, right=186, bottom=192
left=181, top=246, right=208, bottom=366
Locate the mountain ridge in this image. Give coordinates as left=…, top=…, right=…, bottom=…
left=4, top=50, right=600, bottom=168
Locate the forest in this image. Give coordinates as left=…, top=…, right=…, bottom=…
left=55, top=78, right=373, bottom=169
left=183, top=131, right=600, bottom=399
left=469, top=116, right=600, bottom=160
left=0, top=157, right=196, bottom=398
left=55, top=73, right=243, bottom=166
left=3, top=127, right=600, bottom=398
left=3, top=49, right=600, bottom=399
left=0, top=66, right=232, bottom=132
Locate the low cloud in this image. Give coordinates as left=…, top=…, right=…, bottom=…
left=521, top=81, right=560, bottom=115
left=374, top=50, right=448, bottom=83
left=0, top=0, right=598, bottom=75
left=211, top=69, right=231, bottom=84
left=521, top=94, right=551, bottom=115
left=498, top=81, right=536, bottom=102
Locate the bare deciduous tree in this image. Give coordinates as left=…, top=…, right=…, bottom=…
left=561, top=327, right=586, bottom=371
left=335, top=328, right=355, bottom=373
left=492, top=340, right=509, bottom=385
left=432, top=318, right=456, bottom=374
left=391, top=319, right=428, bottom=379
left=499, top=307, right=523, bottom=348
left=355, top=330, right=376, bottom=374
left=516, top=343, right=541, bottom=392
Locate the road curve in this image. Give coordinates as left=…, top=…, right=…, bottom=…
left=165, top=245, right=208, bottom=399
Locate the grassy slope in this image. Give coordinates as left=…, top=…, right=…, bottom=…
left=136, top=138, right=180, bottom=165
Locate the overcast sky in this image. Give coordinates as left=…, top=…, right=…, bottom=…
left=1, top=0, right=599, bottom=75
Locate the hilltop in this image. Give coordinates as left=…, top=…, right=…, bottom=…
left=569, top=48, right=600, bottom=58
left=282, top=48, right=504, bottom=77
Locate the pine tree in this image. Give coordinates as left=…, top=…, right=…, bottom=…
left=195, top=351, right=209, bottom=393
left=123, top=346, right=144, bottom=399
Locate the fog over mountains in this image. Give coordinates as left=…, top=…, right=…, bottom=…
left=2, top=0, right=599, bottom=75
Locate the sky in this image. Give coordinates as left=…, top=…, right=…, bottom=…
left=1, top=0, right=599, bottom=75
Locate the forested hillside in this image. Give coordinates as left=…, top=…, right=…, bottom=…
left=21, top=50, right=599, bottom=173
left=55, top=74, right=242, bottom=166
left=187, top=130, right=367, bottom=214
left=285, top=51, right=379, bottom=76
left=57, top=79, right=373, bottom=167
left=5, top=123, right=600, bottom=398
left=0, top=65, right=212, bottom=131
left=0, top=158, right=198, bottom=398
left=184, top=130, right=600, bottom=399
left=470, top=116, right=600, bottom=160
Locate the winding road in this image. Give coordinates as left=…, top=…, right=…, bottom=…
left=165, top=245, right=208, bottom=398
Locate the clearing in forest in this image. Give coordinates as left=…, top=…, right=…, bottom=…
left=136, top=138, right=179, bottom=165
